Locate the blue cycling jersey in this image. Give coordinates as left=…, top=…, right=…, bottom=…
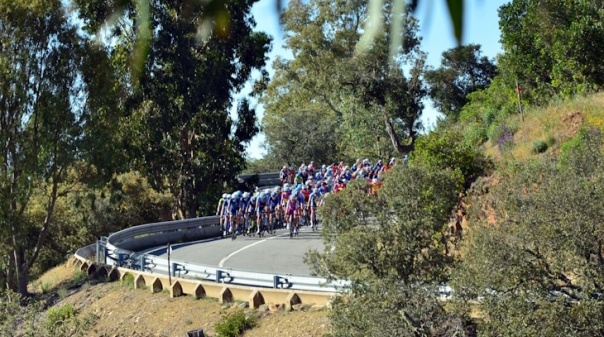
left=229, top=198, right=240, bottom=213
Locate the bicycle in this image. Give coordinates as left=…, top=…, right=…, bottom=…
left=310, top=207, right=318, bottom=231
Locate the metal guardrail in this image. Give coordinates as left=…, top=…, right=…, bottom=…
left=237, top=172, right=281, bottom=187
left=93, top=214, right=348, bottom=293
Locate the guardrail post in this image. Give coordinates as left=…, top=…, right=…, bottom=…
left=216, top=270, right=232, bottom=283
left=273, top=276, right=290, bottom=289
left=96, top=240, right=102, bottom=264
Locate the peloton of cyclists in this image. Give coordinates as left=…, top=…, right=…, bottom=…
left=218, top=158, right=394, bottom=239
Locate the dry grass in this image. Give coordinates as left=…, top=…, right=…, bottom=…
left=484, top=93, right=604, bottom=163
left=28, top=261, right=330, bottom=337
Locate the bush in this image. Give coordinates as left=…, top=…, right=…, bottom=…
left=532, top=140, right=548, bottom=154
left=121, top=273, right=134, bottom=287
left=46, top=304, right=76, bottom=328
left=411, top=130, right=492, bottom=188
left=214, top=309, right=256, bottom=337
left=559, top=127, right=603, bottom=175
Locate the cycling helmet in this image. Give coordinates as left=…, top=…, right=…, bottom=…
left=283, top=183, right=290, bottom=189
left=282, top=165, right=287, bottom=170
left=275, top=186, right=281, bottom=193
left=313, top=188, right=319, bottom=194
left=242, top=192, right=250, bottom=198
left=271, top=191, right=277, bottom=198
left=372, top=178, right=378, bottom=183
left=222, top=193, right=228, bottom=198
left=225, top=194, right=231, bottom=199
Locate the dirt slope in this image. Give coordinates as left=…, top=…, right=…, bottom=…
left=32, top=262, right=330, bottom=337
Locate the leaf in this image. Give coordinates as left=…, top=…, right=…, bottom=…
left=445, top=0, right=464, bottom=44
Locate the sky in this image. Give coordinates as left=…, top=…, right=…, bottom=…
left=243, top=0, right=510, bottom=159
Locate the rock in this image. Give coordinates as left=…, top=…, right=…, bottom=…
left=292, top=303, right=304, bottom=311
left=258, top=304, right=269, bottom=312
left=309, top=304, right=324, bottom=312
left=268, top=303, right=279, bottom=312
left=238, top=302, right=249, bottom=309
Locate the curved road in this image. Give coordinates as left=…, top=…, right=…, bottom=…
left=149, top=225, right=325, bottom=276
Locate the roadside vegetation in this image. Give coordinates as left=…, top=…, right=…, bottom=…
left=1, top=0, right=604, bottom=336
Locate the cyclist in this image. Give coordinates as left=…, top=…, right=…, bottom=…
left=246, top=194, right=257, bottom=235
left=268, top=191, right=280, bottom=234
left=308, top=187, right=320, bottom=230
left=227, top=191, right=243, bottom=239
left=294, top=172, right=304, bottom=185
left=279, top=165, right=290, bottom=185
left=220, top=194, right=230, bottom=237
left=241, top=192, right=251, bottom=234
left=255, top=192, right=268, bottom=236
left=286, top=191, right=299, bottom=237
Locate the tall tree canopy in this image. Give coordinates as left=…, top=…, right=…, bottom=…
left=498, top=0, right=604, bottom=102
left=76, top=0, right=271, bottom=218
left=262, top=0, right=427, bottom=163
left=424, top=44, right=497, bottom=121
left=0, top=0, right=120, bottom=295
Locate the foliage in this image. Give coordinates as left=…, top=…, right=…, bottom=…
left=76, top=0, right=271, bottom=219
left=262, top=0, right=427, bottom=161
left=45, top=304, right=76, bottom=328
left=214, top=309, right=256, bottom=337
left=25, top=170, right=173, bottom=280
left=531, top=140, right=548, bottom=154
left=424, top=44, right=497, bottom=121
left=453, top=136, right=604, bottom=337
left=411, top=129, right=491, bottom=187
left=458, top=76, right=519, bottom=146
left=559, top=127, right=603, bottom=172
left=307, top=165, right=470, bottom=336
left=0, top=291, right=94, bottom=336
left=0, top=0, right=120, bottom=295
left=263, top=105, right=340, bottom=165
left=498, top=0, right=604, bottom=102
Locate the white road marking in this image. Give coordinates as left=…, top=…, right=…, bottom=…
left=218, top=235, right=281, bottom=267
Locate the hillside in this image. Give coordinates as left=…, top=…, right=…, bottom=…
left=27, top=261, right=330, bottom=337
left=22, top=93, right=604, bottom=337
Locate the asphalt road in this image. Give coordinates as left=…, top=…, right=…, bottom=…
left=151, top=225, right=325, bottom=276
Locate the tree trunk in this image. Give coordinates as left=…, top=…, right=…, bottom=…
left=13, top=246, right=28, bottom=296
left=5, top=251, right=15, bottom=291
left=384, top=117, right=415, bottom=154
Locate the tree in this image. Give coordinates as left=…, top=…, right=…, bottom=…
left=424, top=44, right=497, bottom=121
left=306, top=165, right=471, bottom=336
left=262, top=0, right=427, bottom=162
left=0, top=0, right=118, bottom=295
left=498, top=0, right=604, bottom=101
left=453, top=129, right=604, bottom=337
left=263, top=105, right=339, bottom=166
left=76, top=0, right=271, bottom=218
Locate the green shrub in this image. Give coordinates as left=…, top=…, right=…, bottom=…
left=559, top=127, right=603, bottom=175
left=463, top=122, right=488, bottom=146
left=411, top=130, right=492, bottom=187
left=532, top=140, right=548, bottom=154
left=214, top=309, right=256, bottom=337
left=121, top=273, right=134, bottom=287
left=46, top=304, right=76, bottom=328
